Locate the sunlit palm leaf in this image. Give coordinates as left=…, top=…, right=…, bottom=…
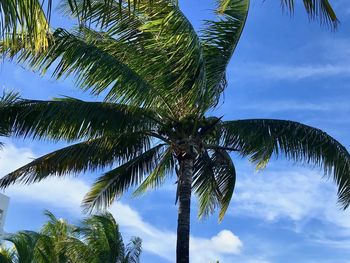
left=0, top=246, right=14, bottom=263
left=200, top=0, right=249, bottom=108
left=1, top=0, right=205, bottom=111
left=61, top=0, right=205, bottom=109
left=221, top=119, right=350, bottom=208
left=5, top=231, right=41, bottom=263
left=0, top=0, right=50, bottom=53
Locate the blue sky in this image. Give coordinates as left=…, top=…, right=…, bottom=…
left=1, top=0, right=350, bottom=262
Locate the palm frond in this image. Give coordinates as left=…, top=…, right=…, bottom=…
left=0, top=96, right=156, bottom=141
left=2, top=0, right=205, bottom=112
left=281, top=0, right=338, bottom=29
left=83, top=144, right=167, bottom=210
left=78, top=212, right=126, bottom=262
left=0, top=132, right=152, bottom=188
left=0, top=0, right=50, bottom=53
left=124, top=237, right=142, bottom=263
left=200, top=0, right=249, bottom=109
left=0, top=29, right=163, bottom=108
left=0, top=91, right=20, bottom=145
left=193, top=149, right=236, bottom=221
left=0, top=246, right=14, bottom=263
left=133, top=147, right=175, bottom=196
left=221, top=119, right=350, bottom=208
left=5, top=231, right=41, bottom=263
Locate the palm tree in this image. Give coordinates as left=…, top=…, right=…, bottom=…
left=0, top=230, right=58, bottom=263
left=0, top=211, right=142, bottom=263
left=0, top=0, right=349, bottom=262
left=75, top=213, right=142, bottom=263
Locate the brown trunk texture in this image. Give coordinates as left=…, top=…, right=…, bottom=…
left=176, top=157, right=193, bottom=263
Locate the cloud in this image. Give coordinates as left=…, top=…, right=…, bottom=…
left=0, top=143, right=242, bottom=262
left=231, top=164, right=350, bottom=229
left=0, top=143, right=35, bottom=175
left=5, top=177, right=243, bottom=262
left=236, top=63, right=350, bottom=81
left=236, top=100, right=350, bottom=113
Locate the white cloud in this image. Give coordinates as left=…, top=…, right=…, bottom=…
left=236, top=100, right=350, bottom=113
left=0, top=143, right=35, bottom=175
left=237, top=63, right=350, bottom=81
left=232, top=165, right=350, bottom=229
left=0, top=143, right=242, bottom=262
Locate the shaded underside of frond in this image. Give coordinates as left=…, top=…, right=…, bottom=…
left=5, top=231, right=41, bottom=262
left=0, top=132, right=152, bottom=188
left=0, top=96, right=156, bottom=141
left=280, top=0, right=338, bottom=28
left=78, top=213, right=125, bottom=262
left=221, top=118, right=350, bottom=208
left=133, top=147, right=175, bottom=196
left=193, top=148, right=236, bottom=221
left=83, top=144, right=167, bottom=210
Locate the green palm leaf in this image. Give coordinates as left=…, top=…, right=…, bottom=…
left=2, top=210, right=141, bottom=263
left=0, top=96, right=156, bottom=141
left=221, top=119, right=350, bottom=208
left=200, top=0, right=249, bottom=108
left=0, top=0, right=50, bottom=53
left=61, top=0, right=205, bottom=104
left=5, top=231, right=41, bottom=263
left=83, top=144, right=167, bottom=210
left=0, top=132, right=151, bottom=188
left=0, top=91, right=20, bottom=147
left=1, top=0, right=205, bottom=111
left=0, top=246, right=14, bottom=263
left=133, top=147, right=175, bottom=196
left=280, top=0, right=338, bottom=28
left=193, top=149, right=236, bottom=220
left=124, top=237, right=142, bottom=263
left=78, top=213, right=125, bottom=263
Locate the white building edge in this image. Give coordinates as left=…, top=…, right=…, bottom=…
left=0, top=193, right=9, bottom=239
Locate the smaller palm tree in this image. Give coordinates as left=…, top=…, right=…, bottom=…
left=0, top=211, right=142, bottom=263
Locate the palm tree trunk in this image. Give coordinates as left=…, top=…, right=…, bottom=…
left=176, top=156, right=193, bottom=263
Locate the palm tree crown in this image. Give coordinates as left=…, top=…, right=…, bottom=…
left=0, top=0, right=348, bottom=262
left=0, top=211, right=142, bottom=263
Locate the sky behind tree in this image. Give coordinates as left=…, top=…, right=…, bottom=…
left=1, top=0, right=350, bottom=262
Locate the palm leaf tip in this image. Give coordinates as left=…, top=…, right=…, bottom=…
left=200, top=0, right=249, bottom=109
left=281, top=0, right=339, bottom=29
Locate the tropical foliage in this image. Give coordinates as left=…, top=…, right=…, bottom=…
left=0, top=0, right=340, bottom=54
left=0, top=0, right=348, bottom=262
left=0, top=211, right=142, bottom=263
